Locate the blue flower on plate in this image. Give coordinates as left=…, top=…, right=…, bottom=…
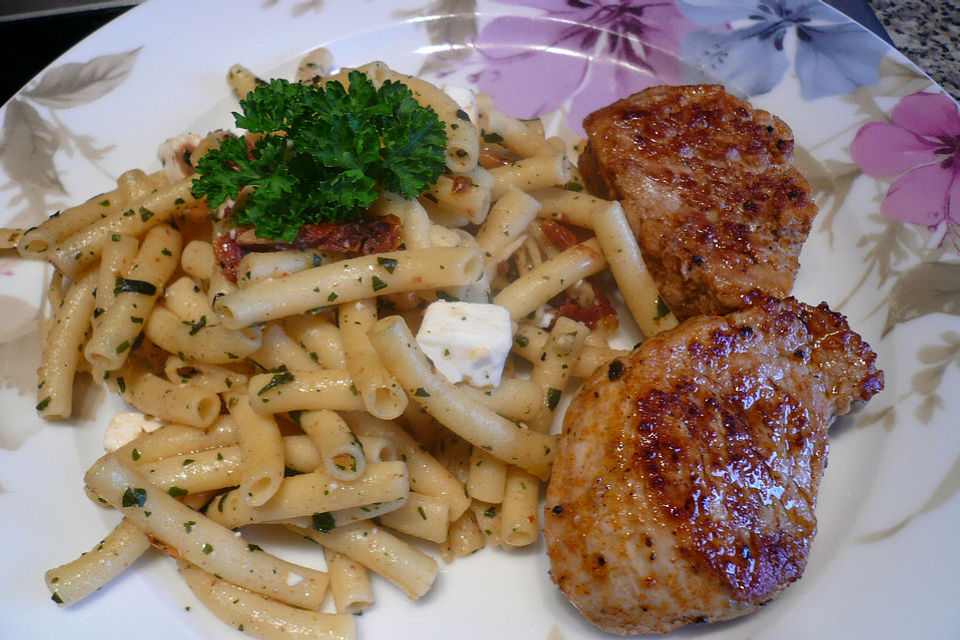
left=676, top=0, right=888, bottom=99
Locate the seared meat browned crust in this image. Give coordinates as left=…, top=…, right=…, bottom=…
left=544, top=295, right=882, bottom=635
left=579, top=85, right=818, bottom=321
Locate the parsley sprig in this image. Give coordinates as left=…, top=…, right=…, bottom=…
left=192, top=71, right=448, bottom=241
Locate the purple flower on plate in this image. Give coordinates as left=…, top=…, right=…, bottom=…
left=851, top=91, right=960, bottom=241
left=676, top=0, right=887, bottom=99
left=470, top=0, right=696, bottom=133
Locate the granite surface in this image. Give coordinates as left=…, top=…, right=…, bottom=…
left=869, top=0, right=960, bottom=101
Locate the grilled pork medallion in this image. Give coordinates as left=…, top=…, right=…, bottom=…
left=579, top=85, right=818, bottom=321
left=544, top=295, right=883, bottom=634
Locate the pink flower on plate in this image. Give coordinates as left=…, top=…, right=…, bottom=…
left=469, top=0, right=697, bottom=134
left=850, top=91, right=960, bottom=234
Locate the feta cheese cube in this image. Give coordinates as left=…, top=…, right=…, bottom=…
left=415, top=301, right=513, bottom=388
left=103, top=412, right=165, bottom=452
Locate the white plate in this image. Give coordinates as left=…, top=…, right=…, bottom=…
left=2, top=1, right=959, bottom=638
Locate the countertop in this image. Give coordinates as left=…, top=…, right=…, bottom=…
left=0, top=1, right=957, bottom=104
left=869, top=0, right=959, bottom=100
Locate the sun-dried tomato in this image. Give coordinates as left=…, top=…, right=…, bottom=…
left=540, top=219, right=578, bottom=250
left=292, top=214, right=402, bottom=254
left=554, top=284, right=619, bottom=332
left=213, top=232, right=244, bottom=283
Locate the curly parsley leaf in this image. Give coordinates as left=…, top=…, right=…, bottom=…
left=192, top=72, right=448, bottom=241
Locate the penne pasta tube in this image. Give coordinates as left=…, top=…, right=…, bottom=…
left=590, top=200, right=679, bottom=336
left=378, top=491, right=450, bottom=543
left=419, top=195, right=469, bottom=228
left=250, top=322, right=322, bottom=372
left=299, top=410, right=366, bottom=481
left=493, top=238, right=607, bottom=322
left=207, top=258, right=238, bottom=307
left=427, top=229, right=492, bottom=304
left=475, top=185, right=541, bottom=276
left=48, top=177, right=199, bottom=277
left=248, top=370, right=365, bottom=414
left=424, top=174, right=491, bottom=225
left=297, top=46, right=334, bottom=83
left=179, top=490, right=219, bottom=511
left=227, top=392, right=285, bottom=507
left=282, top=499, right=406, bottom=532
left=499, top=466, right=540, bottom=548
left=180, top=239, right=215, bottom=281
left=145, top=305, right=263, bottom=365
left=283, top=313, right=347, bottom=369
left=433, top=429, right=472, bottom=485
left=343, top=412, right=469, bottom=522
left=476, top=93, right=556, bottom=158
left=37, top=269, right=65, bottom=347
left=177, top=561, right=354, bottom=640
left=369, top=191, right=432, bottom=249
left=163, top=356, right=247, bottom=394
left=189, top=130, right=232, bottom=169
left=107, top=360, right=221, bottom=428
left=530, top=186, right=614, bottom=229
left=357, top=435, right=397, bottom=464
left=93, top=233, right=140, bottom=326
left=226, top=63, right=264, bottom=99
left=112, top=416, right=238, bottom=466
left=236, top=249, right=324, bottom=287
left=456, top=377, right=543, bottom=423
left=443, top=510, right=485, bottom=561
left=133, top=445, right=242, bottom=495
left=214, top=246, right=483, bottom=329
left=85, top=455, right=328, bottom=610
left=18, top=169, right=165, bottom=259
left=513, top=322, right=628, bottom=379
left=36, top=268, right=98, bottom=420
left=367, top=316, right=555, bottom=481
left=527, top=316, right=589, bottom=433
left=0, top=227, right=20, bottom=248
left=45, top=518, right=151, bottom=606
left=401, top=402, right=441, bottom=450
left=488, top=155, right=571, bottom=201
left=326, top=551, right=373, bottom=615
left=465, top=447, right=507, bottom=504
left=208, top=462, right=409, bottom=528
left=339, top=298, right=407, bottom=420
left=290, top=520, right=438, bottom=600
left=281, top=434, right=324, bottom=474
left=85, top=223, right=182, bottom=371
left=162, top=275, right=212, bottom=322
left=470, top=501, right=504, bottom=547
left=460, top=164, right=497, bottom=191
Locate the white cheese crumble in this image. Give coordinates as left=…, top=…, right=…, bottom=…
left=157, top=134, right=201, bottom=181
left=442, top=84, right=478, bottom=126
left=103, top=412, right=165, bottom=452
left=415, top=301, right=512, bottom=388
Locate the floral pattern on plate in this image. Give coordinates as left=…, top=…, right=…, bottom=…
left=851, top=91, right=960, bottom=247
left=466, top=0, right=696, bottom=133
left=676, top=0, right=889, bottom=99
left=0, top=49, right=142, bottom=226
